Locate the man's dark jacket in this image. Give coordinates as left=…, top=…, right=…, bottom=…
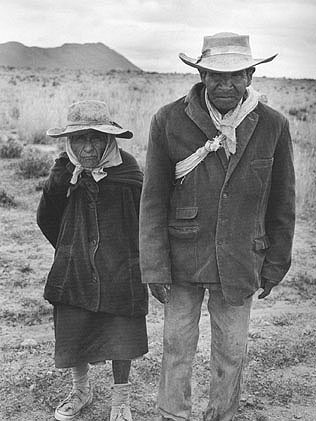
left=37, top=150, right=148, bottom=316
left=140, top=83, right=295, bottom=306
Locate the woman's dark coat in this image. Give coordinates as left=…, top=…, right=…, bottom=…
left=140, top=83, right=295, bottom=306
left=37, top=150, right=148, bottom=316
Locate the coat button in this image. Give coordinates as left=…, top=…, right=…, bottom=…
left=222, top=192, right=228, bottom=199
left=91, top=239, right=97, bottom=245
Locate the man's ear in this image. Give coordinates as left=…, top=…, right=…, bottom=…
left=246, top=67, right=255, bottom=86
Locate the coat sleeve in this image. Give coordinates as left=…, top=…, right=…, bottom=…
left=261, top=118, right=295, bottom=283
left=139, top=113, right=173, bottom=284
left=37, top=154, right=71, bottom=248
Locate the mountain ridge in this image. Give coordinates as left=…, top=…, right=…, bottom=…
left=0, top=41, right=141, bottom=71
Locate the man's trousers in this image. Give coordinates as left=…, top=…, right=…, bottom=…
left=158, top=283, right=252, bottom=421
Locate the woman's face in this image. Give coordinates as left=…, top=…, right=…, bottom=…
left=69, top=131, right=108, bottom=169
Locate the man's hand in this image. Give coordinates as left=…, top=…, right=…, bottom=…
left=258, top=278, right=276, bottom=299
left=148, top=283, right=171, bottom=304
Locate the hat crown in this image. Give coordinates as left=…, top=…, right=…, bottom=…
left=67, top=100, right=112, bottom=125
left=201, top=32, right=252, bottom=58
left=179, top=31, right=276, bottom=73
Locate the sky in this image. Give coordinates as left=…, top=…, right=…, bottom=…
left=0, top=0, right=315, bottom=78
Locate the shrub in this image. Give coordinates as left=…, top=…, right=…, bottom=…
left=32, top=132, right=50, bottom=144
left=0, top=139, right=23, bottom=158
left=288, top=107, right=308, bottom=121
left=0, top=189, right=17, bottom=208
left=17, top=146, right=53, bottom=178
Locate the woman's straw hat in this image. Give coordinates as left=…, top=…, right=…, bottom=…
left=47, top=100, right=133, bottom=139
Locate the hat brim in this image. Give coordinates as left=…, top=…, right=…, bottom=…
left=179, top=52, right=278, bottom=72
left=47, top=124, right=133, bottom=139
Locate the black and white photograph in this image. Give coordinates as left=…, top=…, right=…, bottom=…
left=0, top=1, right=315, bottom=420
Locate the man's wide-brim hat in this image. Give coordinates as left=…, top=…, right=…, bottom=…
left=179, top=32, right=277, bottom=73
left=47, top=100, right=133, bottom=139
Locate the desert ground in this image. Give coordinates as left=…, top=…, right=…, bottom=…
left=0, top=67, right=316, bottom=420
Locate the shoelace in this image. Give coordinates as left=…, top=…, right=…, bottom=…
left=59, top=388, right=89, bottom=410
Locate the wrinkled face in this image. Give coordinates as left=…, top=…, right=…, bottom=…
left=200, top=68, right=254, bottom=114
left=69, top=130, right=108, bottom=169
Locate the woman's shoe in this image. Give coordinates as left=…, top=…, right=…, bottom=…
left=54, top=386, right=93, bottom=420
left=110, top=403, right=133, bottom=421
left=110, top=383, right=132, bottom=421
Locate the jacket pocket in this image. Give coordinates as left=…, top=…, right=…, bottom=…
left=169, top=206, right=199, bottom=239
left=175, top=206, right=198, bottom=220
left=168, top=225, right=199, bottom=240
left=168, top=207, right=199, bottom=279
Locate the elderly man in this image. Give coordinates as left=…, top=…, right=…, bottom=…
left=140, top=33, right=295, bottom=421
left=37, top=100, right=148, bottom=421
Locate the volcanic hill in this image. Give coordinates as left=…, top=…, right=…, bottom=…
left=0, top=41, right=141, bottom=71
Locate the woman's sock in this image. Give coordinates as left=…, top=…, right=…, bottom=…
left=71, top=363, right=89, bottom=393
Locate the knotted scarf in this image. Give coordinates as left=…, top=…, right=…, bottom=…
left=205, top=86, right=260, bottom=156
left=175, top=86, right=260, bottom=180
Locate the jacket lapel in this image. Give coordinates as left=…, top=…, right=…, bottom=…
left=225, top=110, right=259, bottom=182
left=216, top=148, right=229, bottom=171
left=185, top=90, right=218, bottom=142
left=185, top=84, right=228, bottom=172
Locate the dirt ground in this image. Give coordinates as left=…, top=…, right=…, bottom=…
left=1, top=155, right=316, bottom=420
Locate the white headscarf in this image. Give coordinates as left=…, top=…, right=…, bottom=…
left=66, top=133, right=122, bottom=185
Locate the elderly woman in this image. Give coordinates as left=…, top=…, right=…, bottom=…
left=37, top=100, right=148, bottom=421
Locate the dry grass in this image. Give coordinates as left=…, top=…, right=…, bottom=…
left=0, top=67, right=315, bottom=214
left=0, top=67, right=316, bottom=420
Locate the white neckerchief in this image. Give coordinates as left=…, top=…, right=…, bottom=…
left=174, top=86, right=260, bottom=180
left=66, top=134, right=122, bottom=185
left=205, top=86, right=260, bottom=156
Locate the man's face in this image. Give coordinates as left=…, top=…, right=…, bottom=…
left=201, top=68, right=254, bottom=114
left=69, top=130, right=108, bottom=169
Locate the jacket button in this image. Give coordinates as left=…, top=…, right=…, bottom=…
left=91, top=239, right=97, bottom=245
left=222, top=192, right=228, bottom=199
left=92, top=275, right=97, bottom=282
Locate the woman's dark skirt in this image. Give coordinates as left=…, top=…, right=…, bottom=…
left=53, top=304, right=148, bottom=368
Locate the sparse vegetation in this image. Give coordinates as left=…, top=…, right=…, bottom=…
left=289, top=106, right=308, bottom=121
left=17, top=146, right=53, bottom=178
left=0, top=67, right=316, bottom=420
left=286, top=273, right=316, bottom=299
left=0, top=189, right=17, bottom=208
left=0, top=67, right=315, bottom=214
left=0, top=138, right=23, bottom=158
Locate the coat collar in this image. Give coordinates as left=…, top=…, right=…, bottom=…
left=184, top=83, right=218, bottom=142
left=184, top=83, right=259, bottom=180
